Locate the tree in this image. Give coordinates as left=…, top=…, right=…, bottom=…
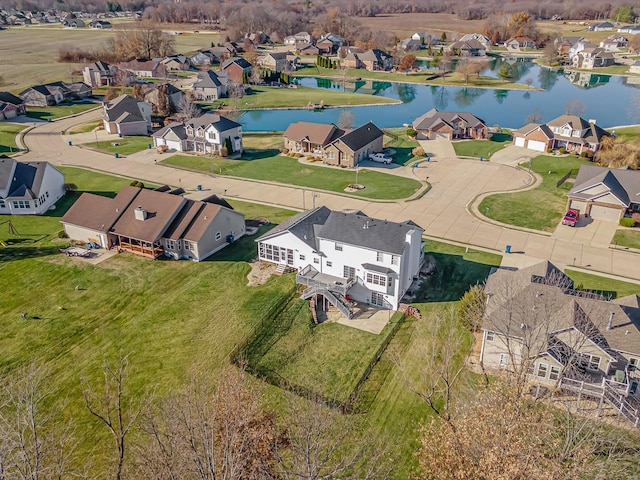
left=611, top=6, right=635, bottom=23
left=338, top=110, right=355, bottom=129
left=436, top=53, right=453, bottom=84
left=507, top=11, right=533, bottom=37
left=156, top=84, right=171, bottom=116
left=564, top=99, right=586, bottom=116
left=543, top=41, right=560, bottom=66
left=498, top=63, right=513, bottom=79
left=82, top=355, right=151, bottom=480
left=104, top=87, right=118, bottom=102
left=398, top=54, right=418, bottom=72
left=456, top=60, right=485, bottom=85
left=176, top=92, right=199, bottom=120
left=131, top=84, right=144, bottom=101
left=525, top=108, right=543, bottom=124
left=113, top=21, right=175, bottom=61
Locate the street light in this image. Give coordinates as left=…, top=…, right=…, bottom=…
left=312, top=193, right=319, bottom=209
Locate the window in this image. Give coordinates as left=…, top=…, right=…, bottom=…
left=326, top=151, right=335, bottom=159
left=579, top=354, right=601, bottom=371
left=326, top=261, right=332, bottom=267
left=391, top=255, right=399, bottom=266
left=313, top=258, right=319, bottom=264
left=486, top=331, right=495, bottom=341
left=335, top=243, right=343, bottom=251
left=628, top=358, right=638, bottom=370
left=376, top=251, right=384, bottom=262
left=366, top=272, right=387, bottom=286
left=0, top=200, right=5, bottom=208
left=46, top=191, right=49, bottom=198
left=184, top=241, right=192, bottom=251
left=259, top=243, right=278, bottom=262
left=215, top=232, right=221, bottom=241
left=343, top=266, right=355, bottom=280
left=370, top=291, right=384, bottom=307
left=550, top=366, right=561, bottom=380
left=12, top=200, right=29, bottom=209
left=537, top=363, right=548, bottom=378
left=165, top=239, right=176, bottom=250
left=499, top=354, right=508, bottom=367
left=299, top=254, right=305, bottom=261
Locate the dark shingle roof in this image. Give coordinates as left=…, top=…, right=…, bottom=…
left=256, top=206, right=331, bottom=249
left=222, top=57, right=252, bottom=70
left=333, top=121, right=383, bottom=152
left=102, top=94, right=145, bottom=123
left=570, top=165, right=640, bottom=207
left=194, top=70, right=224, bottom=88
left=0, top=91, right=23, bottom=105
left=0, top=159, right=58, bottom=200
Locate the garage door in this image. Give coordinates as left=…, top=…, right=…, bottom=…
left=590, top=205, right=622, bottom=222
left=166, top=140, right=182, bottom=151
left=515, top=137, right=525, bottom=147
left=4, top=110, right=17, bottom=119
left=435, top=132, right=451, bottom=140
left=569, top=200, right=587, bottom=213
left=526, top=140, right=546, bottom=152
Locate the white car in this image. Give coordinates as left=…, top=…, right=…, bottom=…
left=369, top=153, right=392, bottom=164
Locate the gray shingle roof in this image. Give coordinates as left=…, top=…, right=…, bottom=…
left=102, top=94, right=145, bottom=123
left=0, top=158, right=56, bottom=200
left=332, top=121, right=383, bottom=152
left=194, top=70, right=224, bottom=88
left=570, top=165, right=640, bottom=207
left=413, top=108, right=486, bottom=131
left=256, top=206, right=331, bottom=249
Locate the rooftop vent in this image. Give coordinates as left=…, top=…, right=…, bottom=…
left=606, top=311, right=614, bottom=331
left=134, top=205, right=147, bottom=221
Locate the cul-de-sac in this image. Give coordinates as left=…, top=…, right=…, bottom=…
left=2, top=2, right=640, bottom=478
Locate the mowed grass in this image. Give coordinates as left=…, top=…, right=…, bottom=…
left=610, top=125, right=640, bottom=143
left=161, top=153, right=422, bottom=200
left=452, top=132, right=513, bottom=159
left=383, top=128, right=421, bottom=165
left=242, top=132, right=285, bottom=150
left=26, top=101, right=100, bottom=120
left=613, top=229, right=640, bottom=250
left=83, top=135, right=153, bottom=155
left=68, top=120, right=102, bottom=134
left=0, top=123, right=26, bottom=153
left=479, top=155, right=590, bottom=232
left=565, top=269, right=640, bottom=298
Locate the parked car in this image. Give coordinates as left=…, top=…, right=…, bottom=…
left=562, top=209, right=579, bottom=226
left=369, top=153, right=392, bottom=164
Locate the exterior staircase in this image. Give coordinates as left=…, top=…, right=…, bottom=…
left=274, top=264, right=288, bottom=276
left=302, top=285, right=354, bottom=319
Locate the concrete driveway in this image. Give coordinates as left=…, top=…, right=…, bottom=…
left=552, top=218, right=618, bottom=247
left=418, top=137, right=456, bottom=160
left=489, top=145, right=540, bottom=166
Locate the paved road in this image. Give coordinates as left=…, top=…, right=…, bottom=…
left=17, top=110, right=640, bottom=282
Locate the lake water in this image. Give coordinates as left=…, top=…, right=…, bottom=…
left=236, top=62, right=640, bottom=131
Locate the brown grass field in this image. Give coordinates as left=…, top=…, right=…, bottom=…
left=357, top=13, right=487, bottom=39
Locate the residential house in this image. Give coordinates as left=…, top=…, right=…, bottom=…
left=256, top=207, right=425, bottom=314
left=296, top=44, right=320, bottom=56
left=449, top=39, right=487, bottom=57
left=618, top=24, right=640, bottom=34
left=568, top=40, right=595, bottom=59
left=0, top=156, right=65, bottom=215
left=221, top=57, right=252, bottom=83
left=256, top=52, right=299, bottom=72
left=513, top=115, right=611, bottom=153
left=284, top=31, right=313, bottom=45
left=504, top=36, right=537, bottom=50
left=566, top=165, right=640, bottom=221
left=83, top=61, right=115, bottom=87
left=152, top=113, right=243, bottom=155
left=324, top=121, right=384, bottom=167
left=0, top=102, right=21, bottom=121
left=411, top=32, right=438, bottom=45
left=192, top=70, right=228, bottom=101
left=565, top=70, right=611, bottom=89
left=630, top=61, right=640, bottom=74
left=412, top=108, right=488, bottom=140
left=572, top=47, right=615, bottom=69
left=480, top=261, right=640, bottom=425
left=189, top=50, right=218, bottom=66
left=0, top=92, right=25, bottom=117
left=61, top=185, right=245, bottom=261
left=316, top=33, right=345, bottom=54
left=588, top=21, right=615, bottom=32
left=119, top=59, right=167, bottom=78
left=600, top=35, right=628, bottom=51
left=343, top=49, right=393, bottom=71
left=62, top=18, right=85, bottom=27
left=19, top=81, right=91, bottom=107
left=102, top=94, right=152, bottom=136
left=283, top=122, right=344, bottom=156
left=89, top=20, right=111, bottom=28
left=556, top=36, right=585, bottom=56
left=458, top=33, right=492, bottom=48
left=143, top=83, right=185, bottom=113
left=160, top=55, right=191, bottom=72
left=397, top=37, right=423, bottom=52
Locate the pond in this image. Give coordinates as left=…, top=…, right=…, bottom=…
left=235, top=62, right=640, bottom=131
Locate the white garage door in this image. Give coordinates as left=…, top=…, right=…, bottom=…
left=166, top=140, right=182, bottom=151
left=590, top=205, right=622, bottom=222
left=526, top=140, right=546, bottom=152
left=515, top=136, right=525, bottom=147
left=435, top=132, right=450, bottom=140
left=569, top=200, right=587, bottom=213
left=4, top=110, right=17, bottom=119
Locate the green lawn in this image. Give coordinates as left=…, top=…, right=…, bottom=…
left=0, top=123, right=26, bottom=153
left=83, top=135, right=153, bottom=155
left=414, top=240, right=502, bottom=302
left=161, top=153, right=422, bottom=200
left=610, top=126, right=640, bottom=142
left=242, top=132, right=285, bottom=150
left=478, top=155, right=590, bottom=232
left=565, top=269, right=640, bottom=299
left=68, top=120, right=102, bottom=134
left=383, top=128, right=421, bottom=165
left=613, top=229, right=640, bottom=250
left=26, top=101, right=100, bottom=121
left=452, top=132, right=513, bottom=159
left=201, top=84, right=398, bottom=110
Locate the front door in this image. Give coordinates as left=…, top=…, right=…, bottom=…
left=280, top=247, right=293, bottom=266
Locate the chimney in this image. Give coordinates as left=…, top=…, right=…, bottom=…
left=134, top=205, right=147, bottom=221
left=588, top=118, right=596, bottom=125
left=606, top=311, right=614, bottom=331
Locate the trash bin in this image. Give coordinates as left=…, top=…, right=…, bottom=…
left=147, top=144, right=152, bottom=149
left=479, top=156, right=483, bottom=162
left=426, top=155, right=430, bottom=162
left=196, top=185, right=202, bottom=191
left=505, top=245, right=511, bottom=254
left=68, top=140, right=72, bottom=146
left=413, top=162, right=419, bottom=168
left=118, top=133, right=123, bottom=138
left=114, top=153, right=119, bottom=159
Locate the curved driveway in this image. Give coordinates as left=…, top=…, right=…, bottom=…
left=18, top=109, right=640, bottom=282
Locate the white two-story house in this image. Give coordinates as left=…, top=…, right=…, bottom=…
left=256, top=207, right=425, bottom=316
left=0, top=156, right=65, bottom=215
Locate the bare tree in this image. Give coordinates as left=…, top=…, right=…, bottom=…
left=176, top=93, right=200, bottom=120
left=565, top=99, right=586, bottom=116
left=82, top=355, right=150, bottom=480
left=114, top=21, right=175, bottom=61
left=455, top=60, right=485, bottom=85
left=525, top=107, right=543, bottom=124
left=338, top=110, right=355, bottom=130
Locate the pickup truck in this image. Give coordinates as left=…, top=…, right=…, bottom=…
left=562, top=209, right=579, bottom=227
left=369, top=153, right=392, bottom=164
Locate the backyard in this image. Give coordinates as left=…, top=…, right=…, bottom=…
left=383, top=128, right=422, bottom=165
left=478, top=155, right=590, bottom=232
left=565, top=269, right=640, bottom=298
left=452, top=132, right=513, bottom=159
left=0, top=123, right=26, bottom=153
left=161, top=153, right=423, bottom=200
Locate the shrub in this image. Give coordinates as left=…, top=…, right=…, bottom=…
left=620, top=217, right=636, bottom=227
left=580, top=151, right=588, bottom=157
left=220, top=147, right=228, bottom=157
left=129, top=180, right=144, bottom=188
left=64, top=183, right=77, bottom=192
left=547, top=148, right=552, bottom=153
left=57, top=230, right=68, bottom=239
left=412, top=146, right=425, bottom=156
left=558, top=147, right=566, bottom=154
left=406, top=128, right=418, bottom=138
